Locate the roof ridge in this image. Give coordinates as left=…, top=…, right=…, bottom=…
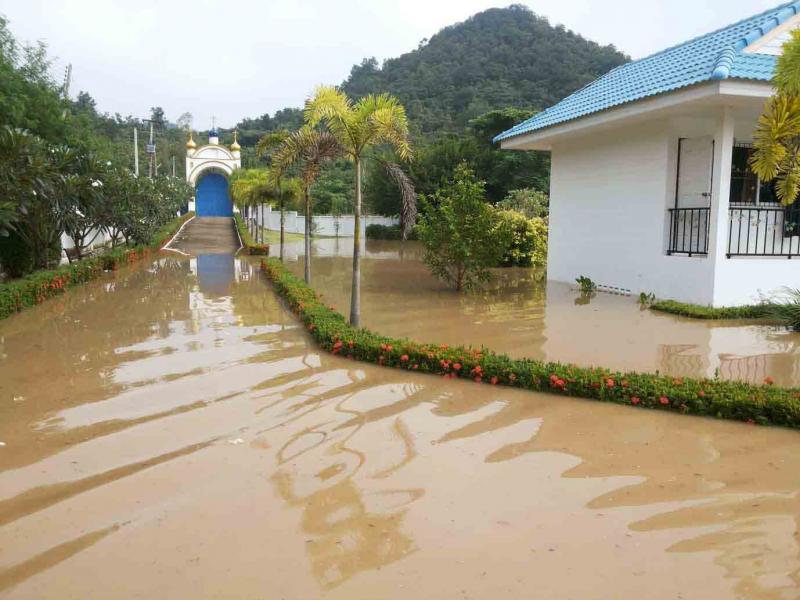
left=711, top=1, right=800, bottom=80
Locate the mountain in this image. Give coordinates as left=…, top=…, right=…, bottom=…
left=238, top=4, right=629, bottom=138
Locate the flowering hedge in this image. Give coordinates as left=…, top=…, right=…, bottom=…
left=0, top=212, right=194, bottom=321
left=261, top=257, right=800, bottom=429
left=234, top=213, right=269, bottom=255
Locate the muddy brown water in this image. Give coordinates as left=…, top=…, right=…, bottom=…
left=0, top=225, right=799, bottom=598
left=281, top=237, right=800, bottom=388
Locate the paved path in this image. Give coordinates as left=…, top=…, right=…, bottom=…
left=167, top=217, right=240, bottom=255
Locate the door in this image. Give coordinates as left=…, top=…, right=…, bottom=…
left=676, top=136, right=714, bottom=208
left=196, top=172, right=233, bottom=217
left=669, top=137, right=714, bottom=254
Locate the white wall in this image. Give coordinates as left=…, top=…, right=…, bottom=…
left=548, top=120, right=716, bottom=304
left=256, top=205, right=398, bottom=237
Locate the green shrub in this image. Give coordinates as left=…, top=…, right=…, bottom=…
left=261, top=256, right=800, bottom=430
left=764, top=289, right=800, bottom=331
left=576, top=275, right=597, bottom=293
left=650, top=300, right=770, bottom=320
left=0, top=230, right=35, bottom=278
left=497, top=188, right=549, bottom=219
left=234, top=213, right=269, bottom=255
left=495, top=209, right=547, bottom=267
left=365, top=223, right=418, bottom=241
left=417, top=163, right=510, bottom=291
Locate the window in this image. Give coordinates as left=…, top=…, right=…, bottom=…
left=729, top=143, right=778, bottom=205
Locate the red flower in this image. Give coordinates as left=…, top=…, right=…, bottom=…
left=412, top=364, right=419, bottom=370
left=453, top=363, right=462, bottom=371
left=631, top=396, right=641, bottom=405
left=764, top=376, right=774, bottom=386
left=698, top=390, right=706, bottom=398
left=400, top=354, right=409, bottom=362
left=333, top=341, right=343, bottom=350
left=490, top=376, right=498, bottom=385
left=606, top=378, right=615, bottom=388
left=659, top=396, right=669, bottom=406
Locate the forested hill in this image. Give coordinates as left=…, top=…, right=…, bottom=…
left=237, top=4, right=629, bottom=139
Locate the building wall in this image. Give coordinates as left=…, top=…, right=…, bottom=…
left=548, top=120, right=717, bottom=304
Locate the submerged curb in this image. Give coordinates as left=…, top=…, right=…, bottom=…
left=0, top=212, right=194, bottom=321
left=234, top=213, right=269, bottom=255
left=260, top=257, right=800, bottom=430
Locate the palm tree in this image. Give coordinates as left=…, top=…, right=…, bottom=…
left=272, top=126, right=344, bottom=283
left=256, top=130, right=290, bottom=260
left=305, top=87, right=412, bottom=326
left=752, top=29, right=800, bottom=204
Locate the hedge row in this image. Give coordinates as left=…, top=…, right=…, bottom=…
left=261, top=257, right=800, bottom=429
left=650, top=299, right=770, bottom=320
left=234, top=213, right=269, bottom=255
left=0, top=212, right=194, bottom=321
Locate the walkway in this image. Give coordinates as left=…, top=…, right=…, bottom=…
left=167, top=216, right=240, bottom=255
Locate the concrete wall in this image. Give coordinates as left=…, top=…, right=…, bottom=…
left=548, top=119, right=716, bottom=304
left=255, top=204, right=398, bottom=237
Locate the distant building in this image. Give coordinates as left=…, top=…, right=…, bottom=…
left=497, top=2, right=800, bottom=307
left=185, top=128, right=241, bottom=217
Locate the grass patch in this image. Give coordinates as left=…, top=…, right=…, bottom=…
left=261, top=257, right=800, bottom=429
left=0, top=212, right=194, bottom=321
left=650, top=299, right=771, bottom=320
left=261, top=228, right=304, bottom=243
left=234, top=213, right=269, bottom=255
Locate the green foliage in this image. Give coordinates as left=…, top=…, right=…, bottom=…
left=416, top=164, right=509, bottom=291
left=650, top=300, right=770, bottom=320
left=576, top=276, right=597, bottom=293
left=751, top=29, right=800, bottom=205
left=763, top=289, right=800, bottom=331
left=340, top=6, right=628, bottom=136
left=0, top=229, right=34, bottom=278
left=262, top=256, right=800, bottom=430
left=495, top=209, right=547, bottom=268
left=233, top=213, right=269, bottom=255
left=497, top=188, right=549, bottom=219
left=365, top=224, right=418, bottom=240
left=0, top=212, right=191, bottom=320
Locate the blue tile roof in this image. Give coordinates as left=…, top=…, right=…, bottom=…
left=495, top=2, right=800, bottom=142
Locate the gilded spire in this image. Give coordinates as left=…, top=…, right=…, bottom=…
left=230, top=130, right=241, bottom=152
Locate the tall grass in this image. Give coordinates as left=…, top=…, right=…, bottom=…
left=766, top=288, right=800, bottom=331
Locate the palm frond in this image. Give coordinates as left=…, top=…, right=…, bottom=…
left=379, top=160, right=417, bottom=239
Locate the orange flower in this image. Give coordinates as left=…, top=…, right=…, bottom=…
left=659, top=396, right=669, bottom=406
left=764, top=376, right=774, bottom=386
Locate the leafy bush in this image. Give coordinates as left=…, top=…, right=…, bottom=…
left=261, top=256, right=800, bottom=430
left=495, top=209, right=547, bottom=267
left=576, top=276, right=597, bottom=293
left=765, top=289, right=800, bottom=331
left=365, top=224, right=418, bottom=240
left=416, top=164, right=510, bottom=291
left=234, top=213, right=269, bottom=255
left=650, top=300, right=770, bottom=320
left=497, top=188, right=549, bottom=219
left=0, top=212, right=192, bottom=320
left=0, top=229, right=35, bottom=278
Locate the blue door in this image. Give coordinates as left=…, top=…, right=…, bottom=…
left=196, top=173, right=233, bottom=217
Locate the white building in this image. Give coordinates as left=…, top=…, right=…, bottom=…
left=496, top=2, right=800, bottom=307
left=185, top=128, right=241, bottom=217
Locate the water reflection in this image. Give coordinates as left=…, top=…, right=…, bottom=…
left=1, top=250, right=800, bottom=598
left=278, top=238, right=800, bottom=386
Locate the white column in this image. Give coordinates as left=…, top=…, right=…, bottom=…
left=708, top=107, right=734, bottom=262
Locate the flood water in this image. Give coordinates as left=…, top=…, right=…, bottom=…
left=1, top=222, right=800, bottom=599
left=281, top=238, right=800, bottom=388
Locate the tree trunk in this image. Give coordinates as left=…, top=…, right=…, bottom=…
left=304, top=188, right=311, bottom=284
left=350, top=157, right=362, bottom=327
left=279, top=188, right=285, bottom=262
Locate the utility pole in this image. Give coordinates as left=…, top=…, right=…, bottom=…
left=172, top=155, right=176, bottom=177
left=133, top=127, right=139, bottom=176
left=148, top=120, right=155, bottom=179
left=62, top=64, right=72, bottom=100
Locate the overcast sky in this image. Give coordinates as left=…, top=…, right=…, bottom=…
left=0, top=0, right=783, bottom=129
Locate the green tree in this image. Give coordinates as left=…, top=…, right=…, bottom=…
left=305, top=86, right=412, bottom=325
left=416, top=163, right=509, bottom=291
left=752, top=29, right=800, bottom=204
left=497, top=188, right=549, bottom=219
left=272, top=127, right=345, bottom=283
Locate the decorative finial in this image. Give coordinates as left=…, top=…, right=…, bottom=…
left=186, top=131, right=196, bottom=150
left=231, top=129, right=241, bottom=152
